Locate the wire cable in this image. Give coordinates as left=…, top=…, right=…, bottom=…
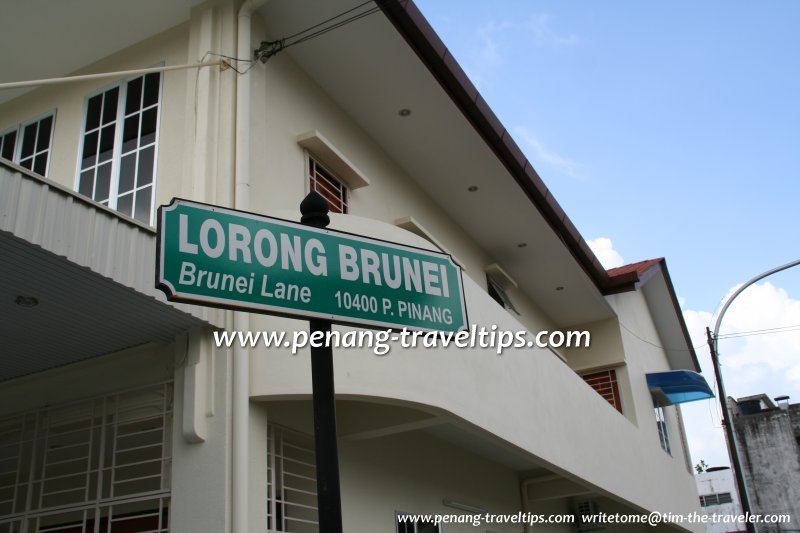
left=255, top=1, right=380, bottom=63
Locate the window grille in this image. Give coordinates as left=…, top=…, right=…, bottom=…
left=308, top=157, right=347, bottom=214
left=267, top=425, right=318, bottom=533
left=0, top=382, right=172, bottom=532
left=486, top=276, right=519, bottom=315
left=581, top=369, right=622, bottom=413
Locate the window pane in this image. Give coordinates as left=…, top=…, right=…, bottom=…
left=118, top=154, right=136, bottom=194
left=137, top=146, right=154, bottom=188
left=98, top=124, right=115, bottom=163
left=95, top=163, right=112, bottom=203
left=126, top=77, right=143, bottom=115
left=122, top=115, right=139, bottom=154
left=102, top=88, right=119, bottom=125
left=134, top=186, right=152, bottom=223
left=34, top=154, right=47, bottom=175
left=78, top=170, right=94, bottom=197
left=0, top=131, right=15, bottom=160
left=20, top=123, right=37, bottom=159
left=143, top=73, right=160, bottom=108
left=86, top=95, right=102, bottom=131
left=81, top=131, right=98, bottom=169
left=117, top=192, right=133, bottom=217
left=19, top=157, right=33, bottom=170
left=37, top=116, right=53, bottom=150
left=140, top=108, right=157, bottom=146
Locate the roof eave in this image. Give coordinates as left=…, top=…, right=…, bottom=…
left=376, top=0, right=631, bottom=297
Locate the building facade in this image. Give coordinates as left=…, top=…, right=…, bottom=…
left=1, top=1, right=708, bottom=531
left=730, top=395, right=800, bottom=532
left=695, top=467, right=745, bottom=533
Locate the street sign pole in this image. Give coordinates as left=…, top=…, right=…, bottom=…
left=300, top=191, right=343, bottom=533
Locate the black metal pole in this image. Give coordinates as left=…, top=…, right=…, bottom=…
left=300, top=191, right=343, bottom=533
left=707, top=327, right=755, bottom=533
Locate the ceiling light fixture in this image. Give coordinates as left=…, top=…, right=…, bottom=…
left=467, top=186, right=478, bottom=192
left=398, top=108, right=411, bottom=117
left=555, top=286, right=565, bottom=291
left=517, top=243, right=527, bottom=248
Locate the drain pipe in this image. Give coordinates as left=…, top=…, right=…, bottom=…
left=233, top=2, right=267, bottom=533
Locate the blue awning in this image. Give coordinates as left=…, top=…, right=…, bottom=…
left=646, top=370, right=715, bottom=406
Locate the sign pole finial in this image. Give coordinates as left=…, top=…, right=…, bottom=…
left=300, top=190, right=330, bottom=228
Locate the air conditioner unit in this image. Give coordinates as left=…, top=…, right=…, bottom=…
left=574, top=499, right=604, bottom=532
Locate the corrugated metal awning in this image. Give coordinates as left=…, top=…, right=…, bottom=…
left=1, top=162, right=224, bottom=381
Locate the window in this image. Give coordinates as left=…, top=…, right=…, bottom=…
left=77, top=72, right=161, bottom=224
left=308, top=156, right=348, bottom=214
left=0, top=112, right=55, bottom=176
left=699, top=492, right=733, bottom=507
left=0, top=382, right=172, bottom=532
left=396, top=513, right=442, bottom=533
left=267, top=424, right=318, bottom=532
left=655, top=405, right=671, bottom=454
left=581, top=369, right=622, bottom=413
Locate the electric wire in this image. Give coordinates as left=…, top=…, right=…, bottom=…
left=618, top=321, right=708, bottom=352
left=256, top=1, right=380, bottom=62
left=716, top=324, right=800, bottom=339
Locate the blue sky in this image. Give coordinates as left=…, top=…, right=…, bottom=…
left=414, top=0, right=800, bottom=468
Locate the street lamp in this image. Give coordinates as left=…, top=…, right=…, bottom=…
left=706, top=258, right=800, bottom=533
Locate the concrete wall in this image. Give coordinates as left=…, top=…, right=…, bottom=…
left=734, top=404, right=800, bottom=530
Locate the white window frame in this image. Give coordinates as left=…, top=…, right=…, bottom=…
left=305, top=151, right=349, bottom=214
left=0, top=110, right=56, bottom=176
left=655, top=405, right=671, bottom=455
left=74, top=68, right=163, bottom=225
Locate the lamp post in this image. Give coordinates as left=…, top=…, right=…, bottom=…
left=707, top=258, right=800, bottom=533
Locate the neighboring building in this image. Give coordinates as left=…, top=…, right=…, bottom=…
left=1, top=1, right=710, bottom=532
left=730, top=394, right=800, bottom=532
left=695, top=467, right=745, bottom=533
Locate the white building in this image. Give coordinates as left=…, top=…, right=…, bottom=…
left=0, top=1, right=711, bottom=532
left=695, top=467, right=745, bottom=533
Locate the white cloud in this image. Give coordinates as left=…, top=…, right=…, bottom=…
left=680, top=282, right=800, bottom=468
left=527, top=14, right=580, bottom=46
left=467, top=15, right=579, bottom=89
left=586, top=237, right=625, bottom=269
left=514, top=126, right=584, bottom=179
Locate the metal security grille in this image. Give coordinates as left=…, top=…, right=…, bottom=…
left=0, top=382, right=172, bottom=533
left=308, top=157, right=347, bottom=214
left=580, top=369, right=622, bottom=413
left=267, top=425, right=318, bottom=533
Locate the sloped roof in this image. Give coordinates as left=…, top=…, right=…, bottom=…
left=609, top=257, right=699, bottom=371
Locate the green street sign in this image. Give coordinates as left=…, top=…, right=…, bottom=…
left=156, top=199, right=467, bottom=332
